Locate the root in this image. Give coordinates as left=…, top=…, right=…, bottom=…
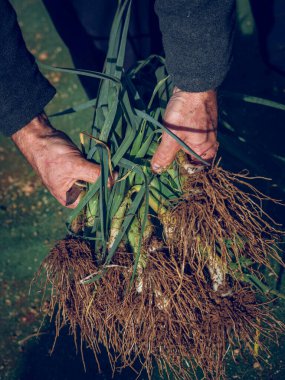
left=163, top=164, right=284, bottom=285
left=37, top=236, right=284, bottom=380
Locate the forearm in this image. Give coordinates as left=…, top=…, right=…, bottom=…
left=155, top=0, right=236, bottom=92
left=0, top=0, right=55, bottom=136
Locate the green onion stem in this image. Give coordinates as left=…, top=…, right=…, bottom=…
left=86, top=195, right=99, bottom=227
left=108, top=185, right=141, bottom=249
left=128, top=216, right=142, bottom=260
left=149, top=187, right=168, bottom=216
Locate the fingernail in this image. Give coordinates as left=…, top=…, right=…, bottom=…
left=152, top=164, right=161, bottom=171
left=152, top=164, right=164, bottom=174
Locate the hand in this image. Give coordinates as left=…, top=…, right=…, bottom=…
left=151, top=88, right=218, bottom=173
left=11, top=113, right=102, bottom=208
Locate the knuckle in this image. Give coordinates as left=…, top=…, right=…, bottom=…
left=154, top=152, right=172, bottom=165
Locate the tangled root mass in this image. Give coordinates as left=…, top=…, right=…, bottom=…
left=37, top=166, right=285, bottom=379
left=166, top=165, right=284, bottom=281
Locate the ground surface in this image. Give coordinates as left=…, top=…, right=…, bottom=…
left=1, top=1, right=285, bottom=379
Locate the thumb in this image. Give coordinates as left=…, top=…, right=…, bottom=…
left=76, top=158, right=101, bottom=183
left=65, top=160, right=101, bottom=209
left=151, top=133, right=180, bottom=173
left=75, top=158, right=116, bottom=187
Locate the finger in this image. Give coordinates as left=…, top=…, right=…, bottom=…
left=58, top=160, right=101, bottom=209
left=51, top=191, right=73, bottom=208
left=151, top=133, right=180, bottom=173
left=77, top=159, right=117, bottom=188
left=66, top=160, right=117, bottom=209
left=65, top=171, right=116, bottom=209
left=76, top=159, right=101, bottom=183
left=183, top=141, right=219, bottom=164
left=49, top=185, right=80, bottom=209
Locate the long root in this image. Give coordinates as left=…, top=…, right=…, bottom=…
left=163, top=164, right=284, bottom=286
left=37, top=234, right=284, bottom=380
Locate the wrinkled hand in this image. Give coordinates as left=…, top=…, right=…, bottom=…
left=151, top=87, right=218, bottom=172
left=12, top=114, right=102, bottom=208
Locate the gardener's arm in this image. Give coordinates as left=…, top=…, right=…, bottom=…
left=0, top=0, right=101, bottom=207
left=152, top=0, right=236, bottom=171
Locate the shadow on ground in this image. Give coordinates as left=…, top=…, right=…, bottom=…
left=17, top=325, right=149, bottom=380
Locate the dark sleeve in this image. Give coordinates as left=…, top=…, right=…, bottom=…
left=155, top=0, right=236, bottom=92
left=0, top=0, right=56, bottom=136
